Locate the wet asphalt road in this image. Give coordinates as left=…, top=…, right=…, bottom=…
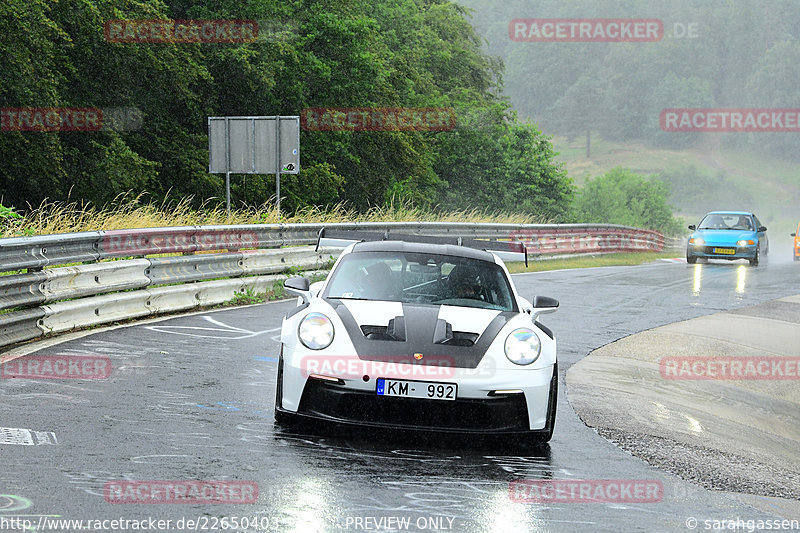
left=2, top=256, right=799, bottom=532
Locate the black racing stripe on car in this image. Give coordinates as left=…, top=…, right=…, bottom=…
left=285, top=302, right=309, bottom=319
left=535, top=320, right=554, bottom=340
left=327, top=300, right=514, bottom=369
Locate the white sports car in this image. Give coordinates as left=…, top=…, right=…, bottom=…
left=275, top=231, right=559, bottom=444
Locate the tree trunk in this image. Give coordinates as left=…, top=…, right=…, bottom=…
left=586, top=129, right=591, bottom=159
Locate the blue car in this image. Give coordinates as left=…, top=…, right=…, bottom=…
left=686, top=211, right=768, bottom=266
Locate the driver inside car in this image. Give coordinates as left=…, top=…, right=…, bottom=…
left=448, top=265, right=482, bottom=300
left=362, top=261, right=397, bottom=300
left=706, top=215, right=727, bottom=229
left=733, top=215, right=753, bottom=230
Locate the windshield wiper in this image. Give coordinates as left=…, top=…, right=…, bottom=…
left=326, top=296, right=371, bottom=301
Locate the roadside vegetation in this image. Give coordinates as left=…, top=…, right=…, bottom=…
left=555, top=136, right=800, bottom=238
left=0, top=194, right=551, bottom=239
left=504, top=252, right=678, bottom=274
left=569, top=168, right=683, bottom=235
left=227, top=271, right=329, bottom=306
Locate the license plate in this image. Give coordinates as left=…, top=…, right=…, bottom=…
left=713, top=247, right=736, bottom=255
left=376, top=378, right=457, bottom=401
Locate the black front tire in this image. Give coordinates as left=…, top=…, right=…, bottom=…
left=749, top=246, right=760, bottom=266
left=686, top=253, right=697, bottom=264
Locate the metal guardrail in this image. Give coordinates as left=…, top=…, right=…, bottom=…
left=0, top=222, right=668, bottom=352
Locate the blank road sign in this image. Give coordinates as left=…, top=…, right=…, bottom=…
left=208, top=119, right=228, bottom=173
left=277, top=116, right=299, bottom=173
left=208, top=116, right=299, bottom=174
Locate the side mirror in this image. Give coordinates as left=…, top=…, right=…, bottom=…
left=791, top=233, right=797, bottom=237
left=758, top=226, right=767, bottom=232
left=284, top=276, right=312, bottom=303
left=531, top=295, right=559, bottom=315
left=688, top=224, right=696, bottom=230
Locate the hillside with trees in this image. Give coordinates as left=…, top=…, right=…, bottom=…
left=0, top=0, right=573, bottom=219
left=458, top=0, right=800, bottom=160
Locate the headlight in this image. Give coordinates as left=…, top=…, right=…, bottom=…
left=504, top=328, right=541, bottom=365
left=736, top=240, right=755, bottom=246
left=298, top=312, right=334, bottom=350
left=689, top=238, right=704, bottom=245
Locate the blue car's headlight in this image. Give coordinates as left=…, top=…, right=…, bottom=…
left=689, top=237, right=704, bottom=246
left=505, top=328, right=541, bottom=365
left=298, top=312, right=334, bottom=350
left=737, top=239, right=755, bottom=246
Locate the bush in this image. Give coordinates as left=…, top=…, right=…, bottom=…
left=571, top=167, right=682, bottom=235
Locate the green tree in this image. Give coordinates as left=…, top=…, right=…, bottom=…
left=437, top=103, right=573, bottom=219
left=739, top=39, right=800, bottom=160
left=0, top=0, right=577, bottom=218
left=649, top=73, right=715, bottom=149
left=0, top=0, right=71, bottom=202
left=549, top=74, right=609, bottom=157
left=571, top=167, right=681, bottom=234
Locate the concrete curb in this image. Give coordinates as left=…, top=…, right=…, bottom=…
left=566, top=293, right=800, bottom=519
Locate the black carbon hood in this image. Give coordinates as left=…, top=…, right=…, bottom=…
left=328, top=300, right=514, bottom=369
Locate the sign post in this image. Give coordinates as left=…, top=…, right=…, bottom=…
left=208, top=116, right=300, bottom=214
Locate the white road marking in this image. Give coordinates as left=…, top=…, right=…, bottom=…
left=143, top=316, right=281, bottom=339
left=0, top=427, right=58, bottom=446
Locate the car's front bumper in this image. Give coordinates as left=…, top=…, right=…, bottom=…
left=687, top=244, right=756, bottom=260
left=278, top=358, right=557, bottom=433
left=287, top=380, right=532, bottom=433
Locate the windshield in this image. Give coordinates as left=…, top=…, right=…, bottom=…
left=698, top=213, right=754, bottom=230
left=324, top=251, right=516, bottom=311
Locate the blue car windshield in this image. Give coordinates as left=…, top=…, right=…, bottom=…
left=324, top=251, right=517, bottom=311
left=698, top=214, right=754, bottom=231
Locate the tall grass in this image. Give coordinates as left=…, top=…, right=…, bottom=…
left=1, top=193, right=548, bottom=238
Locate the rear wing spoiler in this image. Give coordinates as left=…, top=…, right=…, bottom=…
left=316, top=228, right=528, bottom=267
